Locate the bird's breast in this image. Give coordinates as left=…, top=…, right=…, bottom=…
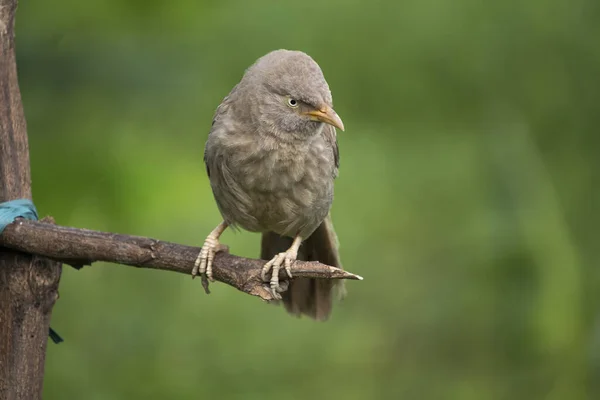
left=236, top=135, right=332, bottom=197
left=211, top=130, right=334, bottom=236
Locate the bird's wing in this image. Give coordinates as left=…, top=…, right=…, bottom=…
left=204, top=84, right=239, bottom=178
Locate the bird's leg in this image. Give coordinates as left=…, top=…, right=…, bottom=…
left=192, top=221, right=228, bottom=289
left=262, top=234, right=303, bottom=300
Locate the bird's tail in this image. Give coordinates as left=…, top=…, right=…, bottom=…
left=260, top=214, right=346, bottom=321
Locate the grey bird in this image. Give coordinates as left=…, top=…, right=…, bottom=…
left=192, top=49, right=345, bottom=320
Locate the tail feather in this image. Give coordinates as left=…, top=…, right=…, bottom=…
left=260, top=214, right=344, bottom=321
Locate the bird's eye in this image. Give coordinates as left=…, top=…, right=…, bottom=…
left=287, top=98, right=299, bottom=108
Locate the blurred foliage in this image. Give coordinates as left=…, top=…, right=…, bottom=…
left=10, top=0, right=599, bottom=398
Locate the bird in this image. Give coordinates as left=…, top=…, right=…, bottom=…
left=192, top=49, right=345, bottom=320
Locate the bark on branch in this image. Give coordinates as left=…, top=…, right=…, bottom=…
left=0, top=219, right=361, bottom=301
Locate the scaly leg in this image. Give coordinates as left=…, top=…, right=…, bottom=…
left=192, top=221, right=228, bottom=288
left=261, top=234, right=302, bottom=300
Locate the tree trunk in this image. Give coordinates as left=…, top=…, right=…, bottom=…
left=0, top=1, right=62, bottom=399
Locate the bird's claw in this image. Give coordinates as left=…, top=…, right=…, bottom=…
left=262, top=251, right=296, bottom=300
left=193, top=235, right=222, bottom=293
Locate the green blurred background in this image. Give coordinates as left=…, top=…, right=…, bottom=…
left=13, top=0, right=599, bottom=398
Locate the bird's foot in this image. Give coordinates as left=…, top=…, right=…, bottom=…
left=261, top=249, right=297, bottom=300
left=192, top=235, right=222, bottom=293
left=192, top=222, right=228, bottom=294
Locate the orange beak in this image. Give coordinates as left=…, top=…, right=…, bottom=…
left=304, top=106, right=345, bottom=131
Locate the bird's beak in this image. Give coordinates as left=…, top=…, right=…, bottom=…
left=305, top=106, right=345, bottom=131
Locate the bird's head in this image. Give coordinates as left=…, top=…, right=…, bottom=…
left=238, top=49, right=344, bottom=140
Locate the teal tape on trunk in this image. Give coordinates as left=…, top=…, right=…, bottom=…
left=0, top=198, right=38, bottom=234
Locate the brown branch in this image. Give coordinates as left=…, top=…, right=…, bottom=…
left=0, top=219, right=362, bottom=301
left=0, top=0, right=62, bottom=398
